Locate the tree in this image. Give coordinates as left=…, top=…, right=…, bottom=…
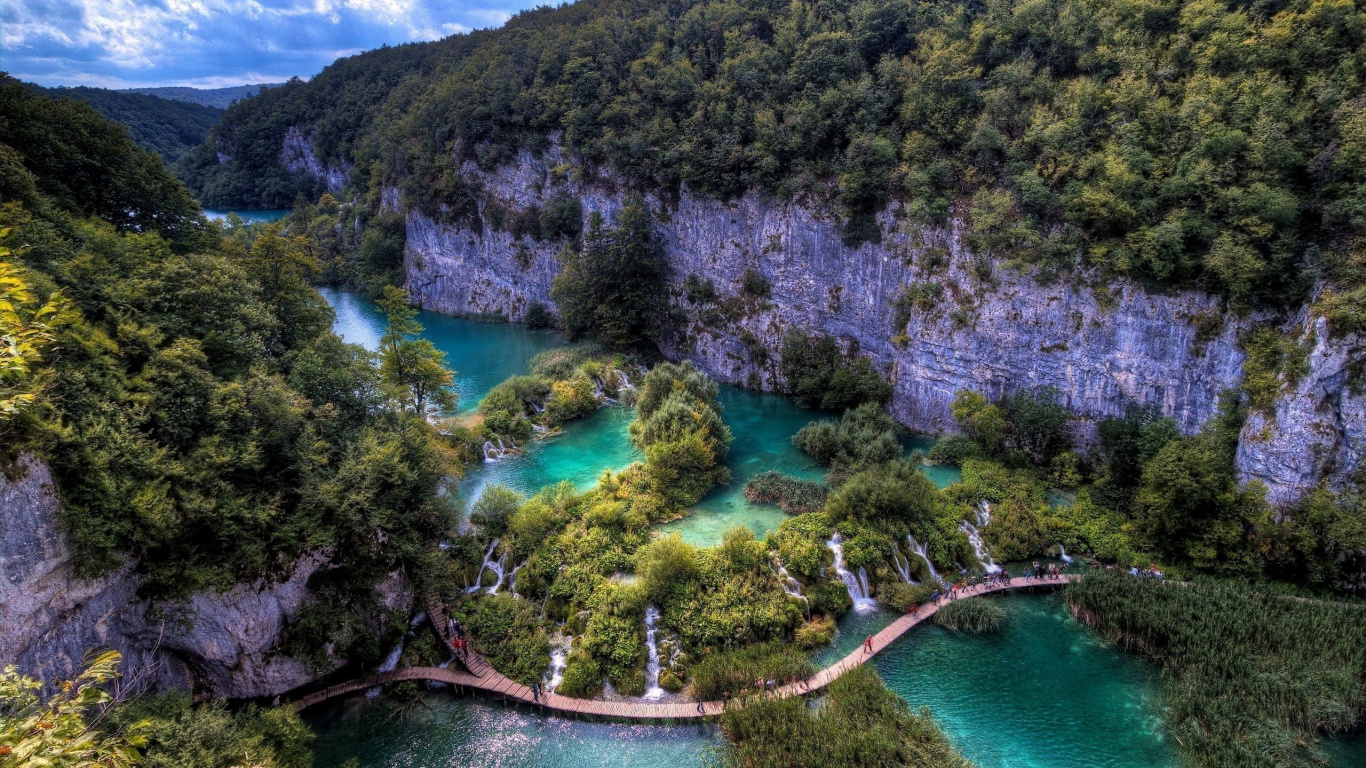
left=0, top=253, right=65, bottom=424
left=951, top=390, right=1007, bottom=456
left=376, top=285, right=456, bottom=416
left=550, top=196, right=665, bottom=348
left=0, top=651, right=147, bottom=768
left=244, top=223, right=329, bottom=356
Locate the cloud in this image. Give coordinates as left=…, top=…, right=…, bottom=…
left=1, top=0, right=529, bottom=87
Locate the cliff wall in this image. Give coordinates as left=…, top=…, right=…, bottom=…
left=403, top=150, right=1363, bottom=505
left=0, top=455, right=322, bottom=697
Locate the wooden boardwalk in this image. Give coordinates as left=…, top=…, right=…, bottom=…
left=294, top=576, right=1073, bottom=720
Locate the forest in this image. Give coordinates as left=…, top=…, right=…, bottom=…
left=23, top=84, right=225, bottom=164
left=183, top=0, right=1366, bottom=315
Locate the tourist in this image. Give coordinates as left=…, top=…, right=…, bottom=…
left=864, top=636, right=873, bottom=654
left=697, top=701, right=705, bottom=714
left=532, top=681, right=541, bottom=702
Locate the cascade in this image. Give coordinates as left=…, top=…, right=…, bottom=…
left=891, top=542, right=915, bottom=584
left=959, top=503, right=1002, bottom=574
left=643, top=606, right=665, bottom=700
left=366, top=641, right=404, bottom=698
left=544, top=633, right=572, bottom=693
left=1058, top=544, right=1074, bottom=563
left=528, top=399, right=545, bottom=414
left=826, top=533, right=877, bottom=612
left=618, top=370, right=635, bottom=390
left=504, top=560, right=526, bottom=596
left=463, top=539, right=501, bottom=593
left=772, top=558, right=811, bottom=618
left=907, top=535, right=942, bottom=583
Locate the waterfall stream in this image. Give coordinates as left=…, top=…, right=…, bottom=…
left=773, top=558, right=811, bottom=618
left=907, top=534, right=942, bottom=583
left=891, top=542, right=915, bottom=584
left=959, top=503, right=1002, bottom=574
left=826, top=533, right=877, bottom=612
left=643, top=606, right=665, bottom=700
left=464, top=539, right=510, bottom=593
left=366, top=641, right=405, bottom=698
left=1058, top=544, right=1074, bottom=563
left=544, top=632, right=572, bottom=693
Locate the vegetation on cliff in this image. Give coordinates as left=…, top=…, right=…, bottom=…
left=25, top=84, right=224, bottom=165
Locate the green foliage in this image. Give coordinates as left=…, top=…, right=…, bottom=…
left=951, top=387, right=1072, bottom=467
left=1241, top=325, right=1313, bottom=413
left=718, top=665, right=973, bottom=768
left=470, top=486, right=523, bottom=537
left=377, top=285, right=458, bottom=416
left=107, top=690, right=312, bottom=768
left=0, top=258, right=66, bottom=425
left=934, top=597, right=1006, bottom=634
left=1067, top=573, right=1366, bottom=768
left=793, top=403, right=901, bottom=481
left=925, top=434, right=983, bottom=466
left=460, top=593, right=552, bottom=686
left=686, top=641, right=813, bottom=701
left=29, top=84, right=223, bottom=165
left=628, top=361, right=733, bottom=510
left=780, top=331, right=890, bottom=412
left=551, top=199, right=665, bottom=348
left=826, top=459, right=940, bottom=534
left=636, top=533, right=699, bottom=603
left=743, top=471, right=829, bottom=514
left=0, top=651, right=147, bottom=768
left=878, top=582, right=934, bottom=613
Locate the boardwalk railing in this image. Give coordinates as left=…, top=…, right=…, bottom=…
left=293, top=576, right=1073, bottom=720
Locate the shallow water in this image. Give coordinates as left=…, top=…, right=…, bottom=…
left=203, top=208, right=291, bottom=223
left=321, top=287, right=564, bottom=414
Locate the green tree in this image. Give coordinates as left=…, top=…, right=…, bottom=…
left=376, top=286, right=456, bottom=416
left=0, top=254, right=65, bottom=424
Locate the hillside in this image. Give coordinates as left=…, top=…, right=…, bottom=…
left=123, top=83, right=283, bottom=109
left=32, top=83, right=224, bottom=163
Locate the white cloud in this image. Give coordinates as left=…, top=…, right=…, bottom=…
left=2, top=0, right=534, bottom=87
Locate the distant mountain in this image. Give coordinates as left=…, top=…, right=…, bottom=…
left=122, top=84, right=284, bottom=109
left=33, top=85, right=223, bottom=164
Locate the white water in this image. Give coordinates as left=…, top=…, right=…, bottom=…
left=1059, top=544, right=1074, bottom=563
left=826, top=533, right=877, bottom=612
left=891, top=542, right=915, bottom=584
left=959, top=503, right=1002, bottom=574
left=773, top=558, right=811, bottom=618
left=464, top=539, right=514, bottom=594
left=482, top=436, right=513, bottom=462
left=366, top=641, right=404, bottom=698
left=907, top=534, right=942, bottom=583
left=544, top=633, right=572, bottom=693
left=643, top=606, right=665, bottom=700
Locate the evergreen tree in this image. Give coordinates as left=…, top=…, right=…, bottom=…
left=376, top=285, right=456, bottom=416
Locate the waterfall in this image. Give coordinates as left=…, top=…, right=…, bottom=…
left=826, top=533, right=877, bottom=612
left=959, top=503, right=1002, bottom=574
left=544, top=633, right=572, bottom=693
left=907, top=535, right=941, bottom=583
left=773, top=558, right=811, bottom=618
left=618, top=370, right=635, bottom=390
left=504, top=560, right=527, bottom=596
left=643, top=606, right=665, bottom=700
left=1058, top=544, right=1074, bottom=563
left=532, top=423, right=548, bottom=433
left=366, top=641, right=404, bottom=698
left=891, top=542, right=915, bottom=584
left=528, top=399, right=545, bottom=414
left=464, top=539, right=501, bottom=593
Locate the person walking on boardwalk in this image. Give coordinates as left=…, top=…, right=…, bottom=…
left=531, top=681, right=541, bottom=702
left=864, top=636, right=874, bottom=654
left=697, top=700, right=705, bottom=714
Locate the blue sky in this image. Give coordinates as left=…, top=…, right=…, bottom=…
left=2, top=0, right=540, bottom=88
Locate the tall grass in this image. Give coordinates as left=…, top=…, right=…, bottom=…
left=743, top=471, right=828, bottom=514
left=1066, top=572, right=1366, bottom=768
left=934, top=597, right=1006, bottom=634
left=688, top=641, right=814, bottom=701
left=717, top=665, right=975, bottom=768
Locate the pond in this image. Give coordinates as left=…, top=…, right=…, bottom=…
left=203, top=208, right=292, bottom=223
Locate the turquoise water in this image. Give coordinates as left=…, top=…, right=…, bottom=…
left=321, top=287, right=564, bottom=414
left=204, top=208, right=291, bottom=223
left=305, top=695, right=721, bottom=768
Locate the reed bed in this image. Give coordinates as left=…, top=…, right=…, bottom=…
left=717, top=665, right=975, bottom=768
left=1065, top=572, right=1366, bottom=768
left=743, top=471, right=829, bottom=514
left=933, top=597, right=1006, bottom=634
left=688, top=641, right=815, bottom=701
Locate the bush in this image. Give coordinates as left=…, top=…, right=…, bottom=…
left=108, top=690, right=314, bottom=768
left=934, top=597, right=1006, bottom=633
left=459, top=593, right=551, bottom=685
left=793, top=403, right=901, bottom=480
left=879, top=582, right=935, bottom=612
left=793, top=615, right=837, bottom=649
left=926, top=433, right=983, bottom=465
left=525, top=300, right=555, bottom=329
left=740, top=268, right=772, bottom=299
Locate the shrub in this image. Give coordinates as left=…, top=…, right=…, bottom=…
left=934, top=597, right=1006, bottom=633
left=793, top=615, right=837, bottom=649
left=460, top=593, right=551, bottom=685
left=780, top=331, right=891, bottom=411
left=525, top=300, right=555, bottom=329
left=926, top=433, right=983, bottom=465
left=688, top=641, right=814, bottom=701
left=744, top=471, right=830, bottom=513
left=793, top=402, right=901, bottom=480
left=879, top=582, right=935, bottom=612
left=740, top=268, right=772, bottom=299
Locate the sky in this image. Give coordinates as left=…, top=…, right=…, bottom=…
left=2, top=0, right=540, bottom=88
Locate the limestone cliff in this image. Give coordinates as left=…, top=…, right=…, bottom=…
left=0, top=455, right=322, bottom=697
left=280, top=126, right=349, bottom=194
left=402, top=150, right=1362, bottom=504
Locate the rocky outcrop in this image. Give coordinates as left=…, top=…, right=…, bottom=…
left=402, top=150, right=1362, bottom=504
left=1236, top=315, right=1364, bottom=505
left=0, top=455, right=323, bottom=697
left=281, top=127, right=349, bottom=193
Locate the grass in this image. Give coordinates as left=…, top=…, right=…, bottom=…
left=1065, top=572, right=1366, bottom=768
left=934, top=597, right=1006, bottom=634
left=744, top=471, right=829, bottom=514
left=716, top=665, right=975, bottom=768
left=688, top=641, right=815, bottom=701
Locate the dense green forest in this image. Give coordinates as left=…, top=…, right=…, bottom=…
left=0, top=77, right=455, bottom=672
left=26, top=83, right=224, bottom=164
left=124, top=84, right=279, bottom=110
left=185, top=0, right=1366, bottom=312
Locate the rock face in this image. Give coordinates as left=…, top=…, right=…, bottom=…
left=281, top=126, right=349, bottom=193
left=0, top=455, right=321, bottom=697
left=403, top=150, right=1363, bottom=503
